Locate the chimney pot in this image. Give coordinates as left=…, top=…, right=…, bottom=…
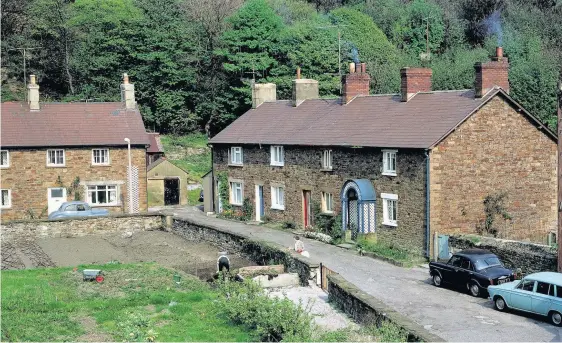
left=496, top=46, right=503, bottom=59
left=361, top=63, right=366, bottom=74
left=400, top=67, right=432, bottom=102
left=27, top=74, right=40, bottom=110
left=121, top=73, right=136, bottom=109
left=296, top=66, right=301, bottom=80
left=349, top=63, right=355, bottom=73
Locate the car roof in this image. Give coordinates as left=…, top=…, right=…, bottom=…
left=455, top=249, right=494, bottom=257
left=525, top=272, right=562, bottom=286
left=60, top=201, right=88, bottom=207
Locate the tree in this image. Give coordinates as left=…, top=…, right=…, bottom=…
left=330, top=7, right=403, bottom=93
left=397, top=0, right=446, bottom=57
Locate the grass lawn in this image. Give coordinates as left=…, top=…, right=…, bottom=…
left=160, top=133, right=211, bottom=183
left=356, top=237, right=425, bottom=267
left=1, top=263, right=252, bottom=342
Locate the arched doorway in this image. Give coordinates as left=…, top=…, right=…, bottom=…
left=340, top=179, right=377, bottom=239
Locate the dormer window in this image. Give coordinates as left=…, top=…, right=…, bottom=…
left=382, top=150, right=397, bottom=176
left=230, top=147, right=243, bottom=165
left=270, top=146, right=284, bottom=166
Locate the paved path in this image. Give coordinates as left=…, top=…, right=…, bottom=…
left=162, top=206, right=562, bottom=342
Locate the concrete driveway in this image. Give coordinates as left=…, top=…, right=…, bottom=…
left=164, top=206, right=562, bottom=342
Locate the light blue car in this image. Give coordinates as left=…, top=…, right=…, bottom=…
left=488, top=272, right=562, bottom=326
left=48, top=201, right=110, bottom=220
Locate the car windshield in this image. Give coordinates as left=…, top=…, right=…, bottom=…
left=472, top=256, right=502, bottom=270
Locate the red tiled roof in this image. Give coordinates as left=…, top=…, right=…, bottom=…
left=1, top=102, right=150, bottom=147
left=210, top=89, right=555, bottom=149
left=147, top=133, right=164, bottom=153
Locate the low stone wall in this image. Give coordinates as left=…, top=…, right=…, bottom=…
left=172, top=219, right=319, bottom=286
left=327, top=273, right=444, bottom=342
left=1, top=213, right=164, bottom=242
left=449, top=235, right=557, bottom=274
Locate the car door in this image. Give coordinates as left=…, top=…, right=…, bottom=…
left=447, top=255, right=464, bottom=286
left=456, top=257, right=473, bottom=287
left=531, top=282, right=553, bottom=315
left=510, top=279, right=536, bottom=311
left=76, top=203, right=90, bottom=216
left=441, top=255, right=462, bottom=284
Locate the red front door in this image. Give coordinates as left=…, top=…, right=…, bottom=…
left=303, top=190, right=312, bottom=227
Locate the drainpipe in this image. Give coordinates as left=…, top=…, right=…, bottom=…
left=425, top=150, right=431, bottom=259
left=210, top=144, right=215, bottom=213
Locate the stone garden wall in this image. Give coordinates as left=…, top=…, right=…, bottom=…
left=449, top=235, right=556, bottom=274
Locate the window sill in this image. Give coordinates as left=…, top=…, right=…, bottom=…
left=91, top=164, right=111, bottom=167
left=382, top=221, right=398, bottom=227
left=89, top=203, right=121, bottom=208
left=382, top=172, right=397, bottom=177
left=230, top=202, right=243, bottom=206
left=320, top=211, right=335, bottom=216
left=271, top=205, right=285, bottom=211
left=47, top=165, right=66, bottom=168
left=320, top=168, right=333, bottom=172
left=228, top=164, right=244, bottom=167
left=0, top=206, right=12, bottom=210
left=0, top=166, right=9, bottom=169
left=270, top=163, right=284, bottom=167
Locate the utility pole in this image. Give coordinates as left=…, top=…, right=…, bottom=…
left=556, top=76, right=562, bottom=273
left=8, top=47, right=40, bottom=101
left=317, top=24, right=348, bottom=95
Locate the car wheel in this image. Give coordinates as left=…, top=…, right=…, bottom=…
left=468, top=282, right=480, bottom=297
left=494, top=296, right=507, bottom=312
left=432, top=274, right=442, bottom=287
left=550, top=311, right=562, bottom=326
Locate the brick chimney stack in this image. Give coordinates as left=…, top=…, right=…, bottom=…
left=120, top=73, right=137, bottom=110
left=342, top=62, right=370, bottom=104
left=474, top=47, right=509, bottom=97
left=400, top=68, right=432, bottom=102
left=27, top=74, right=40, bottom=111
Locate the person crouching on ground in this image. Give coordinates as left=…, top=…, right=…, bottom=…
left=293, top=236, right=310, bottom=257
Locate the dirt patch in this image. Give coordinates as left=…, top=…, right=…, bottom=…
left=75, top=315, right=112, bottom=342
left=32, top=231, right=254, bottom=280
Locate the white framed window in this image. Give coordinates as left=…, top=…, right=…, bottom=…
left=87, top=185, right=118, bottom=206
left=382, top=193, right=398, bottom=226
left=270, top=146, right=284, bottom=166
left=47, top=149, right=65, bottom=167
left=322, top=192, right=333, bottom=213
left=382, top=150, right=397, bottom=176
left=230, top=147, right=243, bottom=165
left=229, top=182, right=243, bottom=205
left=0, top=150, right=9, bottom=168
left=271, top=185, right=285, bottom=210
left=92, top=149, right=110, bottom=165
left=322, top=150, right=332, bottom=170
left=1, top=189, right=11, bottom=209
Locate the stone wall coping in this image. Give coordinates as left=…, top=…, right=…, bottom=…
left=452, top=234, right=555, bottom=251
left=327, top=273, right=445, bottom=342
left=175, top=216, right=320, bottom=269
left=2, top=212, right=164, bottom=225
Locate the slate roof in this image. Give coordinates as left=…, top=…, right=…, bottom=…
left=210, top=88, right=556, bottom=149
left=147, top=133, right=164, bottom=153
left=1, top=102, right=150, bottom=148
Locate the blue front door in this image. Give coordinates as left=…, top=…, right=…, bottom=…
left=259, top=186, right=264, bottom=217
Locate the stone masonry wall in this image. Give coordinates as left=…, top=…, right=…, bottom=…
left=172, top=218, right=318, bottom=286
left=448, top=235, right=556, bottom=275
left=430, top=95, right=557, bottom=255
left=0, top=214, right=163, bottom=242
left=0, top=147, right=148, bottom=220
left=214, top=145, right=428, bottom=254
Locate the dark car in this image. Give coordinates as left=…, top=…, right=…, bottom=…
left=198, top=190, right=204, bottom=202
left=429, top=249, right=515, bottom=297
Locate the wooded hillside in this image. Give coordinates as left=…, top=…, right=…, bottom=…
left=2, top=0, right=561, bottom=135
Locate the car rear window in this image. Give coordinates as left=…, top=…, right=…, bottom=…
left=473, top=256, right=502, bottom=270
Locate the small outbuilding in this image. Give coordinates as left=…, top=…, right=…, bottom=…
left=147, top=157, right=189, bottom=207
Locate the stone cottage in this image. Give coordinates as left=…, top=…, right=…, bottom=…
left=0, top=74, right=150, bottom=220
left=209, top=47, right=557, bottom=257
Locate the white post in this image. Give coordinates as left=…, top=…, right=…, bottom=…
left=124, top=138, right=133, bottom=214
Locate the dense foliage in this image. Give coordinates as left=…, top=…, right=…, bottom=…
left=2, top=0, right=561, bottom=134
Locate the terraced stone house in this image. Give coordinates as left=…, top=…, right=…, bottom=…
left=209, top=48, right=557, bottom=257
left=0, top=74, right=150, bottom=220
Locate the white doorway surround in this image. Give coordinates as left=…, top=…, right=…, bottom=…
left=47, top=187, right=67, bottom=214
